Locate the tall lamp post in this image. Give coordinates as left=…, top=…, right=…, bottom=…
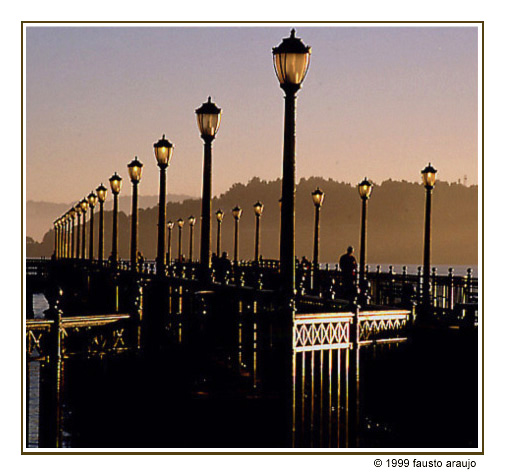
left=215, top=209, right=224, bottom=256
left=421, top=163, right=437, bottom=312
left=311, top=187, right=324, bottom=289
left=53, top=220, right=58, bottom=259
left=188, top=215, right=196, bottom=262
left=55, top=219, right=61, bottom=259
left=75, top=206, right=81, bottom=260
left=109, top=172, right=123, bottom=266
left=96, top=184, right=107, bottom=263
left=253, top=201, right=264, bottom=262
left=60, top=217, right=65, bottom=259
left=66, top=214, right=71, bottom=258
left=273, top=28, right=311, bottom=443
left=69, top=208, right=76, bottom=259
left=80, top=199, right=89, bottom=260
left=128, top=157, right=143, bottom=271
left=177, top=218, right=184, bottom=262
left=167, top=220, right=174, bottom=264
left=196, top=96, right=222, bottom=282
left=60, top=218, right=65, bottom=259
left=232, top=206, right=242, bottom=265
left=87, top=191, right=98, bottom=261
left=154, top=135, right=174, bottom=276
left=59, top=217, right=64, bottom=258
left=358, top=178, right=373, bottom=289
left=273, top=29, right=311, bottom=302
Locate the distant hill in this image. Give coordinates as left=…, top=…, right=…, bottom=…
left=27, top=177, right=478, bottom=267
left=26, top=194, right=193, bottom=242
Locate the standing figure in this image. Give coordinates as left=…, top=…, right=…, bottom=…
left=339, top=246, right=358, bottom=299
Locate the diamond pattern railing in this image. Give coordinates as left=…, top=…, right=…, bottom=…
left=293, top=313, right=353, bottom=352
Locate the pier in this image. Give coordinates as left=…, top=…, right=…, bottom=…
left=23, top=26, right=480, bottom=450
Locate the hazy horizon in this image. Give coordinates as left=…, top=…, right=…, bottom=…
left=26, top=26, right=478, bottom=203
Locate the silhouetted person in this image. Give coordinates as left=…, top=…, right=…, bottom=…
left=220, top=251, right=232, bottom=281
left=339, top=246, right=357, bottom=299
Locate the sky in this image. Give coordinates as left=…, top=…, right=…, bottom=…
left=26, top=25, right=478, bottom=203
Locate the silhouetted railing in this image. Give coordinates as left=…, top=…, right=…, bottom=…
left=26, top=257, right=478, bottom=324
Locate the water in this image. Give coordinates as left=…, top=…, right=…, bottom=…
left=33, top=293, right=49, bottom=318
left=26, top=292, right=478, bottom=448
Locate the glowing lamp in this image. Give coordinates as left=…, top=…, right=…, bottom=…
left=253, top=201, right=264, bottom=217
left=421, top=163, right=437, bottom=189
left=87, top=191, right=98, bottom=208
left=196, top=97, right=222, bottom=140
left=232, top=206, right=242, bottom=220
left=153, top=134, right=174, bottom=168
left=109, top=172, right=123, bottom=195
left=272, top=29, right=311, bottom=89
left=96, top=184, right=107, bottom=203
left=127, top=156, right=144, bottom=183
left=311, top=187, right=325, bottom=207
left=80, top=198, right=88, bottom=213
left=358, top=178, right=373, bottom=200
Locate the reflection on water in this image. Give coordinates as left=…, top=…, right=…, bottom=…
left=33, top=293, right=49, bottom=318
left=26, top=293, right=477, bottom=449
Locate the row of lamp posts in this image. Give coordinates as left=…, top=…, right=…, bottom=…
left=51, top=29, right=437, bottom=310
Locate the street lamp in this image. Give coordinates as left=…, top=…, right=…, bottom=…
left=196, top=96, right=222, bottom=282
left=273, top=29, right=311, bottom=301
left=154, top=134, right=174, bottom=275
left=69, top=208, right=76, bottom=259
left=87, top=191, right=98, bottom=261
left=80, top=199, right=89, bottom=260
left=357, top=178, right=373, bottom=288
left=53, top=220, right=58, bottom=259
left=59, top=217, right=65, bottom=259
left=421, top=163, right=437, bottom=311
left=232, top=206, right=242, bottom=265
left=66, top=214, right=72, bottom=258
left=96, top=183, right=107, bottom=263
left=53, top=220, right=57, bottom=259
left=216, top=209, right=224, bottom=256
left=188, top=215, right=196, bottom=262
left=167, top=220, right=174, bottom=264
left=75, top=205, right=82, bottom=260
left=311, top=187, right=324, bottom=289
left=59, top=216, right=65, bottom=259
left=177, top=218, right=184, bottom=262
left=253, top=201, right=264, bottom=262
left=60, top=218, right=65, bottom=259
left=128, top=156, right=143, bottom=271
left=109, top=172, right=123, bottom=266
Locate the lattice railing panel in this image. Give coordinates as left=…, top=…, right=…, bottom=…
left=293, top=313, right=353, bottom=352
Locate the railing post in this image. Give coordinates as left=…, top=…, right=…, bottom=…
left=388, top=265, right=395, bottom=305
left=431, top=267, right=437, bottom=309
left=448, top=267, right=455, bottom=311
left=416, top=265, right=422, bottom=305
left=349, top=301, right=360, bottom=447
left=133, top=279, right=143, bottom=350
left=465, top=268, right=473, bottom=304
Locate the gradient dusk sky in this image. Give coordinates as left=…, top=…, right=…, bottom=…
left=26, top=25, right=478, bottom=203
